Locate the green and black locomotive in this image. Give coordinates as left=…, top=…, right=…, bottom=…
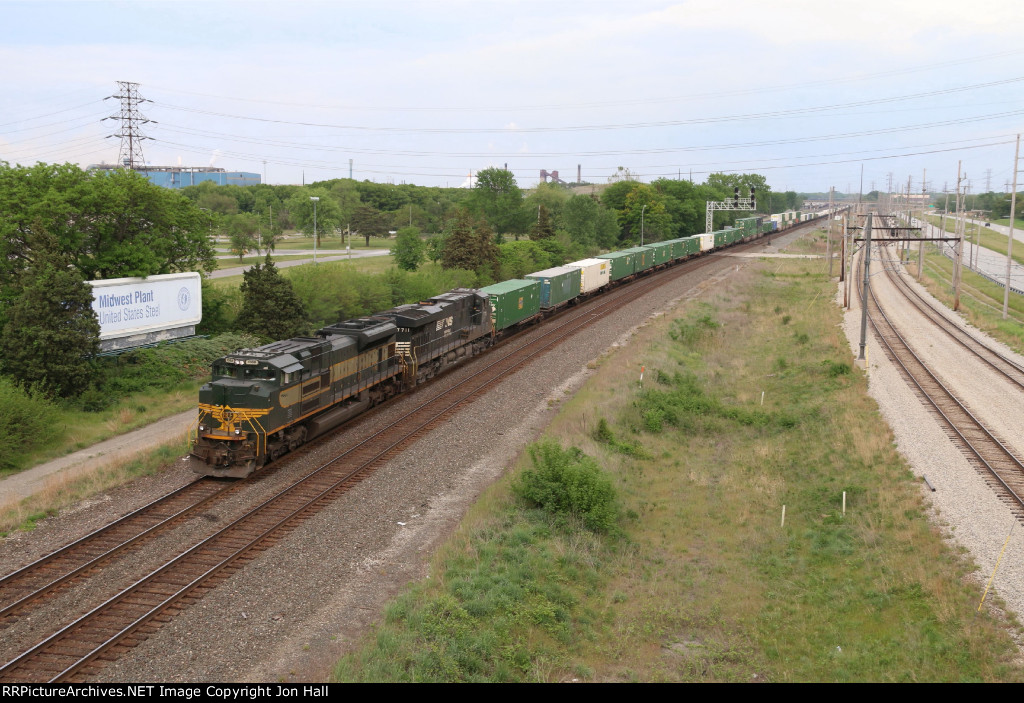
left=190, top=289, right=493, bottom=477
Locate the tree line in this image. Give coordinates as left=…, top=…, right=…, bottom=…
left=0, top=160, right=805, bottom=403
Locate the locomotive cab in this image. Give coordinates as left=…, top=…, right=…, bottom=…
left=191, top=348, right=300, bottom=478
left=191, top=327, right=404, bottom=479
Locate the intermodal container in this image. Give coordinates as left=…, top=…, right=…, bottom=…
left=479, top=279, right=540, bottom=330
left=641, top=241, right=673, bottom=267
left=566, top=258, right=611, bottom=294
left=678, top=236, right=700, bottom=257
left=622, top=246, right=655, bottom=271
left=525, top=265, right=582, bottom=308
left=596, top=250, right=636, bottom=281
left=663, top=238, right=684, bottom=260
left=699, top=233, right=715, bottom=251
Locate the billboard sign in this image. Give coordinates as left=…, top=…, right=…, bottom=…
left=88, top=272, right=202, bottom=341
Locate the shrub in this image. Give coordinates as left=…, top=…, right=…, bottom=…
left=668, top=313, right=719, bottom=344
left=94, top=333, right=260, bottom=402
left=513, top=440, right=619, bottom=533
left=0, top=377, right=61, bottom=473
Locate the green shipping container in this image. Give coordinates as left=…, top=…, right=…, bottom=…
left=479, top=279, right=540, bottom=330
left=525, top=265, right=582, bottom=308
left=622, top=246, right=654, bottom=272
left=596, top=250, right=636, bottom=281
left=641, top=241, right=673, bottom=266
left=679, top=236, right=701, bottom=256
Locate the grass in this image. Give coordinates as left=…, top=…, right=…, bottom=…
left=1, top=387, right=196, bottom=480
left=211, top=253, right=317, bottom=269
left=266, top=234, right=396, bottom=251
left=912, top=247, right=1024, bottom=354
left=208, top=252, right=397, bottom=291
left=332, top=232, right=1024, bottom=682
left=924, top=215, right=1024, bottom=268
left=0, top=436, right=191, bottom=537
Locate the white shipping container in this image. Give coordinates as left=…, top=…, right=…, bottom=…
left=565, top=258, right=611, bottom=294
left=700, top=233, right=715, bottom=251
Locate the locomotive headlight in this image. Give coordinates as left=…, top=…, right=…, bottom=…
left=199, top=425, right=205, bottom=431
left=234, top=429, right=241, bottom=435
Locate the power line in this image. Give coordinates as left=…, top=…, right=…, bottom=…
left=143, top=47, right=1024, bottom=114
left=148, top=75, right=1024, bottom=135
left=151, top=108, right=1024, bottom=160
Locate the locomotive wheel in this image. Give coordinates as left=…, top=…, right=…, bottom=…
left=289, top=427, right=307, bottom=451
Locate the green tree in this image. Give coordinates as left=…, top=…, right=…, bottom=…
left=525, top=182, right=570, bottom=223
left=391, top=226, right=426, bottom=271
left=529, top=204, right=555, bottom=240
left=468, top=167, right=528, bottom=237
left=620, top=185, right=671, bottom=244
left=594, top=206, right=620, bottom=248
left=195, top=189, right=239, bottom=215
left=705, top=173, right=771, bottom=214
left=227, top=212, right=260, bottom=261
left=441, top=209, right=499, bottom=279
left=235, top=254, right=308, bottom=341
left=426, top=231, right=447, bottom=264
left=287, top=189, right=342, bottom=242
left=600, top=179, right=641, bottom=215
left=0, top=162, right=215, bottom=285
left=0, top=226, right=99, bottom=397
left=351, top=204, right=391, bottom=245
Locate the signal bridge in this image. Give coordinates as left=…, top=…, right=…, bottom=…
left=706, top=192, right=756, bottom=234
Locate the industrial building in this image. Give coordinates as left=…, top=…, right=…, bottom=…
left=87, top=164, right=261, bottom=189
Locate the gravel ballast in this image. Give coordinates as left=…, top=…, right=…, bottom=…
left=841, top=243, right=1024, bottom=628
left=0, top=245, right=766, bottom=683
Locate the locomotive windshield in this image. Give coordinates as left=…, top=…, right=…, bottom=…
left=212, top=364, right=277, bottom=381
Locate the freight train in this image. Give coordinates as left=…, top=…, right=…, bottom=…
left=189, top=209, right=837, bottom=478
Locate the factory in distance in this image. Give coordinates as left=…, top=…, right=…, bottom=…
left=87, top=163, right=260, bottom=189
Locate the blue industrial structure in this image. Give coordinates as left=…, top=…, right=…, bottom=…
left=87, top=164, right=260, bottom=189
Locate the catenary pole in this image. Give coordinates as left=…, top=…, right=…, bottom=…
left=918, top=168, right=925, bottom=280
left=950, top=163, right=958, bottom=313
left=857, top=213, right=874, bottom=362
left=1004, top=134, right=1020, bottom=320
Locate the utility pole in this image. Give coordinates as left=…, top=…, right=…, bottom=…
left=857, top=213, right=874, bottom=363
left=918, top=168, right=926, bottom=280
left=859, top=163, right=864, bottom=216
left=1004, top=134, right=1020, bottom=320
left=106, top=81, right=151, bottom=171
left=904, top=175, right=912, bottom=263
left=953, top=161, right=964, bottom=311
left=827, top=186, right=834, bottom=276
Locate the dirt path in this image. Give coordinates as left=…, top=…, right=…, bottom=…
left=0, top=410, right=195, bottom=508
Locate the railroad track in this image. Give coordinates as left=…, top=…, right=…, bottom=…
left=858, top=243, right=1024, bottom=522
left=1, top=231, right=770, bottom=683
left=877, top=244, right=1024, bottom=390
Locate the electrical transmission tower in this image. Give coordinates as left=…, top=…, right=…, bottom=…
left=105, top=81, right=152, bottom=170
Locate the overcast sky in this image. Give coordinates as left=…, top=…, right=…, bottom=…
left=2, top=0, right=1022, bottom=195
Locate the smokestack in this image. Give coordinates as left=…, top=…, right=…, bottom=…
left=577, top=164, right=581, bottom=183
